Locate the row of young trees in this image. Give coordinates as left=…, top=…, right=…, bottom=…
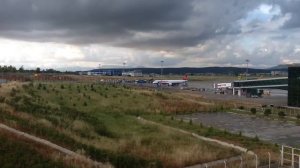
left=0, top=65, right=60, bottom=73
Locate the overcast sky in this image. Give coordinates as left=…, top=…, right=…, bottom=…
left=0, top=0, right=300, bottom=70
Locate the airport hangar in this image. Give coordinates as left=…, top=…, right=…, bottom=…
left=232, top=66, right=300, bottom=107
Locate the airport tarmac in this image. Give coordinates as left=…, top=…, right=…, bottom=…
left=187, top=81, right=288, bottom=106
left=179, top=112, right=300, bottom=147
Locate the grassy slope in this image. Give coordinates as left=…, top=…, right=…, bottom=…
left=142, top=114, right=280, bottom=164
left=0, top=131, right=66, bottom=168
left=0, top=82, right=237, bottom=168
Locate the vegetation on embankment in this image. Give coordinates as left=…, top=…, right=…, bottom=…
left=0, top=82, right=237, bottom=168
left=142, top=114, right=280, bottom=163
left=0, top=131, right=67, bottom=168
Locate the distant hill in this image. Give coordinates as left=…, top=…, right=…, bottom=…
left=269, top=63, right=300, bottom=70
left=269, top=64, right=289, bottom=70
left=88, top=67, right=271, bottom=75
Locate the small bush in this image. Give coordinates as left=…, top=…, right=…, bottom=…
left=37, top=83, right=42, bottom=90
left=0, top=96, right=5, bottom=103
left=238, top=106, right=244, bottom=110
left=205, top=127, right=215, bottom=137
left=83, top=102, right=87, bottom=106
left=179, top=118, right=183, bottom=123
left=199, top=123, right=203, bottom=128
left=297, top=114, right=300, bottom=120
left=250, top=108, right=256, bottom=114
left=278, top=111, right=286, bottom=118
left=264, top=109, right=271, bottom=116
left=10, top=88, right=17, bottom=97
left=189, top=119, right=193, bottom=125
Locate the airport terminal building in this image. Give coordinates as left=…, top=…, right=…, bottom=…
left=288, top=66, right=300, bottom=107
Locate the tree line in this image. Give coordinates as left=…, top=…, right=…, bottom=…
left=0, top=65, right=61, bottom=73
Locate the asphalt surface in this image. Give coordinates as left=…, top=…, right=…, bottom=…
left=179, top=112, right=300, bottom=147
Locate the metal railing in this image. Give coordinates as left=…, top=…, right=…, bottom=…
left=281, top=145, right=300, bottom=168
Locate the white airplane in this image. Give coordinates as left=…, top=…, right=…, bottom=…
left=153, top=74, right=188, bottom=86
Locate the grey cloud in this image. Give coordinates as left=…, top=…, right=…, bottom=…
left=2, top=0, right=300, bottom=69
left=278, top=0, right=300, bottom=29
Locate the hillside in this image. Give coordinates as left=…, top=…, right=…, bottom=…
left=0, top=130, right=67, bottom=168
left=269, top=63, right=300, bottom=70
left=0, top=81, right=238, bottom=168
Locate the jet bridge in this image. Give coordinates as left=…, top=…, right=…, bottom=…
left=232, top=77, right=288, bottom=96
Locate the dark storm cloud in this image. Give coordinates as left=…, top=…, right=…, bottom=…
left=0, top=0, right=191, bottom=44
left=0, top=0, right=269, bottom=49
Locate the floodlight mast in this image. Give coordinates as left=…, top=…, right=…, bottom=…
left=245, top=59, right=250, bottom=80
left=160, top=60, right=164, bottom=78
left=160, top=60, right=164, bottom=90
left=123, top=62, right=126, bottom=74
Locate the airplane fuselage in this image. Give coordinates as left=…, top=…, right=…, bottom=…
left=152, top=80, right=187, bottom=86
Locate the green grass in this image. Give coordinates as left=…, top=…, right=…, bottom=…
left=0, top=82, right=238, bottom=168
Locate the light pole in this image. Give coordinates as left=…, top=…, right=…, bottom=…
left=245, top=59, right=250, bottom=80
left=123, top=62, right=126, bottom=76
left=160, top=60, right=164, bottom=78
left=160, top=60, right=164, bottom=90
left=98, top=64, right=101, bottom=75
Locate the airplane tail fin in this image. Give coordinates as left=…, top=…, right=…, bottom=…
left=182, top=74, right=188, bottom=80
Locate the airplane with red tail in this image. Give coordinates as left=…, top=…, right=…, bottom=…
left=153, top=74, right=188, bottom=86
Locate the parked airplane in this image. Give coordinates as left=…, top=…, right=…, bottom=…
left=153, top=74, right=188, bottom=86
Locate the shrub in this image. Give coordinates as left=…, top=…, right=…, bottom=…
left=60, top=84, right=65, bottom=89
left=83, top=102, right=87, bottom=106
left=250, top=108, right=256, bottom=114
left=37, top=83, right=42, bottom=90
left=297, top=114, right=300, bottom=120
left=238, top=106, right=244, bottom=110
left=278, top=111, right=286, bottom=118
left=10, top=88, right=17, bottom=97
left=205, top=127, right=215, bottom=137
left=264, top=109, right=271, bottom=116
left=0, top=96, right=5, bottom=103
left=189, top=119, right=193, bottom=125
left=199, top=123, right=203, bottom=128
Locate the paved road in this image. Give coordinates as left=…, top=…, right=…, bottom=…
left=179, top=112, right=300, bottom=147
